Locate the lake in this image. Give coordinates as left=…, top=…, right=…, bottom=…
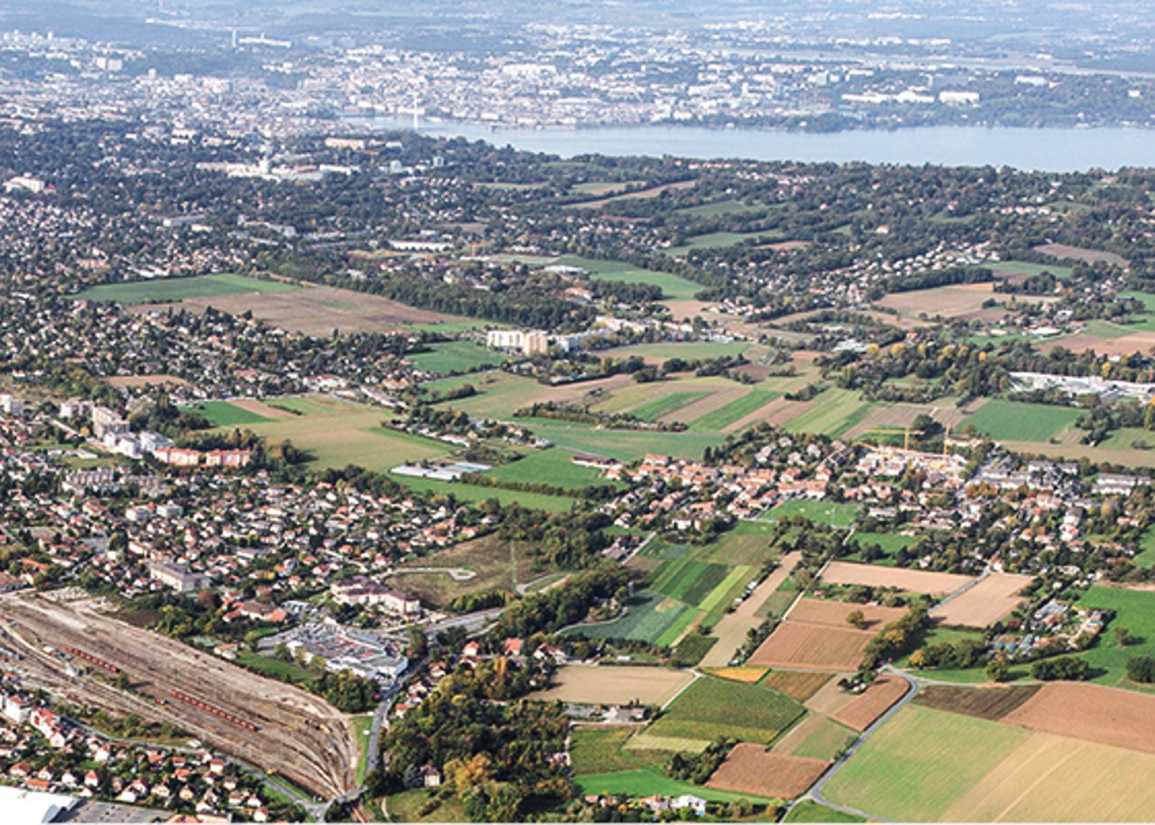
left=347, top=116, right=1155, bottom=172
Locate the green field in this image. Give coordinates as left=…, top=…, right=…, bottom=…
left=667, top=230, right=778, bottom=257
left=180, top=400, right=271, bottom=427
left=265, top=396, right=334, bottom=416
left=963, top=400, right=1080, bottom=442
left=607, top=342, right=753, bottom=363
left=407, top=341, right=507, bottom=375
left=1133, top=527, right=1155, bottom=569
left=389, top=473, right=578, bottom=513
left=990, top=260, right=1074, bottom=281
left=232, top=394, right=450, bottom=473
left=1101, top=427, right=1155, bottom=450
left=673, top=200, right=767, bottom=217
left=765, top=500, right=858, bottom=528
left=645, top=676, right=805, bottom=743
left=77, top=273, right=297, bottom=303
left=782, top=716, right=857, bottom=761
left=629, top=391, right=710, bottom=421
left=385, top=788, right=467, bottom=823
left=482, top=448, right=612, bottom=489
left=567, top=591, right=691, bottom=644
left=1076, top=585, right=1155, bottom=685
left=576, top=769, right=775, bottom=804
left=784, top=388, right=873, bottom=438
left=784, top=801, right=865, bottom=823
left=822, top=705, right=1030, bottom=821
left=689, top=390, right=778, bottom=432
left=555, top=255, right=703, bottom=300
left=527, top=421, right=726, bottom=462
left=700, top=520, right=780, bottom=566
left=351, top=714, right=374, bottom=786
left=569, top=728, right=670, bottom=775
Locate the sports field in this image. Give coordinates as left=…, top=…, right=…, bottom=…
left=77, top=273, right=297, bottom=303
left=644, top=676, right=805, bottom=744
left=962, top=399, right=1081, bottom=442
left=765, top=500, right=858, bottom=527
left=180, top=400, right=272, bottom=427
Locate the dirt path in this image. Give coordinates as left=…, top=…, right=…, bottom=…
left=699, top=552, right=801, bottom=668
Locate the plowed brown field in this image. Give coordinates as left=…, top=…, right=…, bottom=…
left=706, top=744, right=828, bottom=799
left=820, top=562, right=971, bottom=596
left=828, top=675, right=909, bottom=731
left=1001, top=682, right=1155, bottom=755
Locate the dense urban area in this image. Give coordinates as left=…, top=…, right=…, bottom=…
left=5, top=1, right=1155, bottom=824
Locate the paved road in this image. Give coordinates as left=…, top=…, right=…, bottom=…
left=790, top=667, right=921, bottom=823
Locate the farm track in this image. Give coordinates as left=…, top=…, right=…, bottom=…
left=0, top=594, right=354, bottom=798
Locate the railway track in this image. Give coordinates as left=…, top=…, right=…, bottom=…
left=0, top=597, right=356, bottom=797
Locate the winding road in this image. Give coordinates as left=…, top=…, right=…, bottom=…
left=789, top=666, right=922, bottom=823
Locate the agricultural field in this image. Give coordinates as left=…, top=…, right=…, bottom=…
left=819, top=561, right=971, bottom=596
left=771, top=714, right=856, bottom=761
left=673, top=199, right=767, bottom=217
left=1000, top=682, right=1155, bottom=754
left=748, top=622, right=873, bottom=672
left=1032, top=243, right=1126, bottom=269
left=699, top=552, right=802, bottom=669
left=1075, top=585, right=1155, bottom=685
left=912, top=685, right=1041, bottom=721
left=826, top=675, right=909, bottom=732
left=568, top=728, right=670, bottom=775
left=386, top=789, right=467, bottom=823
left=628, top=391, right=710, bottom=421
left=688, top=390, right=780, bottom=432
left=705, top=746, right=828, bottom=799
left=567, top=590, right=691, bottom=645
left=762, top=671, right=832, bottom=702
left=406, top=340, right=507, bottom=375
left=783, top=388, right=874, bottom=438
left=644, top=676, right=806, bottom=745
left=553, top=255, right=703, bottom=300
left=575, top=769, right=775, bottom=805
left=765, top=500, right=859, bottom=528
left=706, top=667, right=768, bottom=684
left=130, top=282, right=468, bottom=336
left=962, top=399, right=1081, bottom=442
left=821, top=705, right=1032, bottom=821
left=77, top=273, right=297, bottom=303
left=698, top=520, right=780, bottom=565
left=930, top=572, right=1034, bottom=627
left=783, top=801, right=864, bottom=823
left=749, top=600, right=907, bottom=670
left=528, top=665, right=694, bottom=707
left=873, top=282, right=1056, bottom=322
left=231, top=394, right=450, bottom=472
left=180, top=400, right=273, bottom=427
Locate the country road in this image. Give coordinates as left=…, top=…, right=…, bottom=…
left=789, top=666, right=921, bottom=823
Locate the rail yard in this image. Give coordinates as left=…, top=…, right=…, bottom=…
left=0, top=592, right=355, bottom=800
